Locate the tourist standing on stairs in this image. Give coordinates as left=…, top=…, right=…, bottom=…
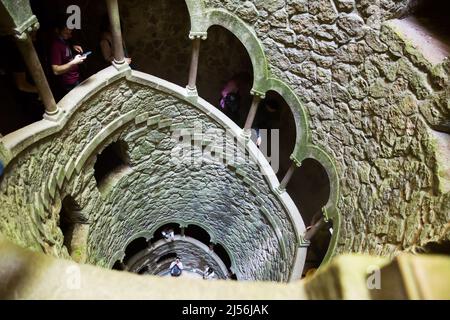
left=50, top=19, right=86, bottom=100
left=202, top=266, right=215, bottom=280
left=219, top=72, right=252, bottom=126
left=162, top=228, right=175, bottom=242
left=220, top=77, right=241, bottom=124
left=169, top=257, right=183, bottom=277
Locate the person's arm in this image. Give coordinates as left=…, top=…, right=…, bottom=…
left=255, top=128, right=262, bottom=147
left=73, top=45, right=83, bottom=54
left=13, top=72, right=38, bottom=93
left=52, top=54, right=86, bottom=76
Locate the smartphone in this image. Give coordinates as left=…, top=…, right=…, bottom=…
left=81, top=51, right=92, bottom=58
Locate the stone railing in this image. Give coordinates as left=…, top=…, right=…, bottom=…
left=1, top=236, right=448, bottom=300
left=0, top=66, right=307, bottom=282
left=126, top=236, right=229, bottom=279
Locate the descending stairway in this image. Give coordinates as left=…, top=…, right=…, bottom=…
left=0, top=67, right=308, bottom=282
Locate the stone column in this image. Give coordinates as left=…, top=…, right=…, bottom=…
left=244, top=95, right=262, bottom=131
left=105, top=0, right=126, bottom=68
left=15, top=35, right=58, bottom=116
left=304, top=217, right=326, bottom=241
left=186, top=37, right=202, bottom=95
left=278, top=162, right=297, bottom=191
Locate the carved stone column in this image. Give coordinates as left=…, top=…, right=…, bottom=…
left=105, top=0, right=126, bottom=68
left=186, top=37, right=202, bottom=95
left=244, top=95, right=262, bottom=131
left=15, top=29, right=58, bottom=116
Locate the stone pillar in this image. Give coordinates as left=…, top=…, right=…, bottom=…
left=244, top=95, right=262, bottom=131
left=105, top=0, right=126, bottom=68
left=15, top=35, right=58, bottom=116
left=186, top=37, right=202, bottom=95
left=304, top=217, right=326, bottom=241
left=278, top=162, right=297, bottom=191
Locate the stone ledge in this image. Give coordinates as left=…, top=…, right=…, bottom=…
left=1, top=236, right=448, bottom=299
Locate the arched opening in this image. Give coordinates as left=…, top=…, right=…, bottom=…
left=416, top=240, right=450, bottom=255
left=112, top=260, right=126, bottom=271
left=119, top=0, right=191, bottom=87
left=0, top=36, right=46, bottom=136
left=123, top=237, right=148, bottom=265
left=59, top=196, right=85, bottom=254
left=251, top=91, right=296, bottom=177
left=197, top=25, right=253, bottom=127
left=391, top=0, right=450, bottom=68
left=28, top=0, right=193, bottom=91
left=184, top=224, right=211, bottom=246
left=156, top=252, right=178, bottom=265
left=405, top=0, right=450, bottom=38
left=213, top=243, right=236, bottom=280
left=94, top=140, right=129, bottom=188
left=285, top=158, right=332, bottom=276
left=26, top=0, right=108, bottom=101
left=137, top=266, right=149, bottom=275
left=302, top=220, right=333, bottom=278
left=151, top=223, right=181, bottom=244
left=288, top=159, right=330, bottom=226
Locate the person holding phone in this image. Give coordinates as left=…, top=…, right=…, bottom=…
left=51, top=19, right=86, bottom=99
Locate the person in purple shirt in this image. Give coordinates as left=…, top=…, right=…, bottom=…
left=51, top=22, right=86, bottom=98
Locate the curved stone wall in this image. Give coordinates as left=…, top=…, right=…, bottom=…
left=126, top=236, right=229, bottom=279
left=199, top=0, right=450, bottom=256
left=0, top=0, right=448, bottom=280
left=0, top=67, right=305, bottom=281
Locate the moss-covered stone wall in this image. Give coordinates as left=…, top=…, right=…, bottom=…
left=0, top=69, right=302, bottom=281
left=204, top=0, right=450, bottom=256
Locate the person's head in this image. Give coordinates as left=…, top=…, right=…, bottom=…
left=56, top=18, right=74, bottom=40
left=59, top=27, right=74, bottom=40
left=176, top=257, right=180, bottom=262
left=224, top=92, right=240, bottom=113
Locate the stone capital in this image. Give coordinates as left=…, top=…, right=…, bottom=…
left=189, top=31, right=207, bottom=40
left=13, top=16, right=39, bottom=41
left=250, top=89, right=266, bottom=99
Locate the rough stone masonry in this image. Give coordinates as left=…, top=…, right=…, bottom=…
left=205, top=0, right=449, bottom=255
left=0, top=0, right=448, bottom=283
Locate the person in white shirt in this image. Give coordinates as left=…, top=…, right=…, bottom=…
left=203, top=266, right=215, bottom=280
left=162, top=228, right=175, bottom=241
left=169, top=257, right=183, bottom=277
